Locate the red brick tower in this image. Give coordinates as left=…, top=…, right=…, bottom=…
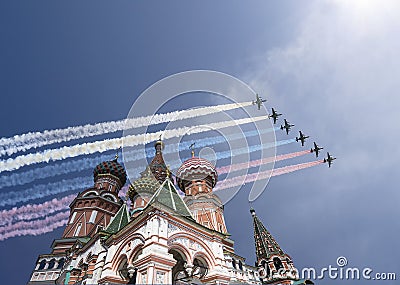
left=176, top=150, right=228, bottom=234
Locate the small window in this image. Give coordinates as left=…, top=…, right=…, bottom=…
left=69, top=212, right=77, bottom=224
left=238, top=260, right=243, bottom=271
left=273, top=257, right=283, bottom=271
left=232, top=259, right=236, bottom=269
left=89, top=210, right=98, bottom=223
left=108, top=185, right=113, bottom=191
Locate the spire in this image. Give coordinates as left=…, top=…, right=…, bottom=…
left=146, top=177, right=193, bottom=218
left=148, top=138, right=170, bottom=183
left=251, top=208, right=284, bottom=260
left=104, top=203, right=130, bottom=234
left=251, top=208, right=300, bottom=283
left=114, top=146, right=122, bottom=161
left=189, top=142, right=196, bottom=157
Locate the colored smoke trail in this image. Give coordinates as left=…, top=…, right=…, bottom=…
left=0, top=160, right=322, bottom=241
left=0, top=211, right=69, bottom=241
left=0, top=127, right=279, bottom=189
left=0, top=195, right=74, bottom=227
left=0, top=101, right=253, bottom=157
left=271, top=160, right=324, bottom=176
left=217, top=150, right=310, bottom=175
left=0, top=150, right=304, bottom=224
left=215, top=160, right=324, bottom=191
left=0, top=115, right=268, bottom=173
left=0, top=137, right=294, bottom=207
left=0, top=177, right=89, bottom=207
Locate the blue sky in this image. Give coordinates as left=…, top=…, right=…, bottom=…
left=1, top=1, right=399, bottom=284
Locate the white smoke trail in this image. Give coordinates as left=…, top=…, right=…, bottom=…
left=0, top=136, right=293, bottom=207
left=0, top=102, right=252, bottom=157
left=0, top=115, right=268, bottom=173
left=0, top=127, right=278, bottom=189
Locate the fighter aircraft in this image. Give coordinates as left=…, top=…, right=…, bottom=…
left=323, top=152, right=336, bottom=168
left=280, top=119, right=294, bottom=135
left=295, top=131, right=309, bottom=146
left=252, top=94, right=267, bottom=110
left=268, top=108, right=282, bottom=124
left=310, top=142, right=323, bottom=157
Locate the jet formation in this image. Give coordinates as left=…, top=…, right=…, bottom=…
left=253, top=93, right=335, bottom=168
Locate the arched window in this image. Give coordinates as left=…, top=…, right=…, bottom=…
left=192, top=257, right=208, bottom=279
left=57, top=258, right=65, bottom=269
left=169, top=249, right=187, bottom=285
left=238, top=260, right=243, bottom=271
left=261, top=260, right=270, bottom=278
left=232, top=258, right=236, bottom=269
left=273, top=257, right=283, bottom=271
left=38, top=260, right=46, bottom=270
left=48, top=259, right=56, bottom=269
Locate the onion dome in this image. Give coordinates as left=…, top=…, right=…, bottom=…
left=176, top=157, right=218, bottom=190
left=127, top=167, right=160, bottom=199
left=93, top=158, right=127, bottom=186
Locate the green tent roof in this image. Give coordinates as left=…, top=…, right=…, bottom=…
left=146, top=178, right=193, bottom=218
left=104, top=203, right=130, bottom=234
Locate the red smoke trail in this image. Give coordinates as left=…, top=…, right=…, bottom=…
left=0, top=186, right=130, bottom=228
left=271, top=160, right=324, bottom=177
left=0, top=159, right=321, bottom=241
left=0, top=195, right=74, bottom=227
left=0, top=211, right=69, bottom=241
left=216, top=150, right=310, bottom=175
left=215, top=160, right=324, bottom=191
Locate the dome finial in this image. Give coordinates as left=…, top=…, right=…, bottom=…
left=154, top=134, right=164, bottom=152
left=189, top=142, right=196, bottom=157
left=114, top=146, right=122, bottom=161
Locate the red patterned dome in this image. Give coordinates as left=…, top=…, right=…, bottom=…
left=94, top=159, right=127, bottom=186
left=176, top=157, right=218, bottom=190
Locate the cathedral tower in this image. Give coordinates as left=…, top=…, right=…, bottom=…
left=29, top=156, right=127, bottom=284
left=177, top=150, right=228, bottom=234
left=127, top=138, right=170, bottom=217
left=251, top=208, right=299, bottom=284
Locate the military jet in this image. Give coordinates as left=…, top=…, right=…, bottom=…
left=323, top=152, right=336, bottom=168
left=252, top=94, right=267, bottom=110
left=295, top=131, right=309, bottom=146
left=268, top=108, right=282, bottom=124
left=280, top=119, right=294, bottom=135
left=310, top=142, right=323, bottom=157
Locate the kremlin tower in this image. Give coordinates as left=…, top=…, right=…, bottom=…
left=28, top=139, right=312, bottom=285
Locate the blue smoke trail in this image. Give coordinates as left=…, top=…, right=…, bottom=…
left=0, top=137, right=295, bottom=207
left=0, top=177, right=90, bottom=208
left=0, top=127, right=280, bottom=189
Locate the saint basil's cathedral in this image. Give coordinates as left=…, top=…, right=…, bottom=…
left=28, top=139, right=313, bottom=285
